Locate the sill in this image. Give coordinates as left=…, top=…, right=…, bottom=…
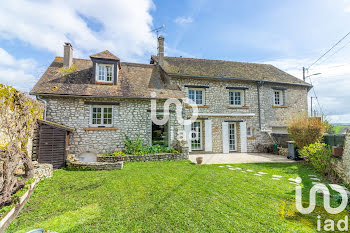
left=95, top=81, right=114, bottom=85
left=247, top=137, right=256, bottom=140
left=185, top=105, right=209, bottom=109
left=227, top=106, right=249, bottom=109
left=272, top=105, right=288, bottom=108
left=84, top=127, right=118, bottom=131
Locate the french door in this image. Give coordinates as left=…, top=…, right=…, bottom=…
left=229, top=123, right=237, bottom=151
left=191, top=121, right=202, bottom=150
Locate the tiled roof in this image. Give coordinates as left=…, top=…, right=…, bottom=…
left=30, top=57, right=184, bottom=99
left=90, top=50, right=120, bottom=60
left=151, top=56, right=311, bottom=86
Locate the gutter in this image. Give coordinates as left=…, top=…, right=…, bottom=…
left=30, top=93, right=183, bottom=100
left=36, top=95, right=47, bottom=120
left=257, top=81, right=264, bottom=129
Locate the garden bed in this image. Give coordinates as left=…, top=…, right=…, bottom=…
left=66, top=156, right=123, bottom=171
left=97, top=152, right=188, bottom=162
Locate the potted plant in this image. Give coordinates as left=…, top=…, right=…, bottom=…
left=196, top=157, right=203, bottom=165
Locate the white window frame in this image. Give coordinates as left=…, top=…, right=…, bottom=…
left=228, top=122, right=237, bottom=152
left=96, top=63, right=114, bottom=83
left=229, top=90, right=244, bottom=107
left=188, top=88, right=205, bottom=106
left=273, top=90, right=283, bottom=106
left=90, top=105, right=113, bottom=127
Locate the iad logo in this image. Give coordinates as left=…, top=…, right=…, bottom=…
left=295, top=178, right=349, bottom=231
left=150, top=92, right=200, bottom=141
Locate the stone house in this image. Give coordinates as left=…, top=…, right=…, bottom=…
left=30, top=37, right=311, bottom=156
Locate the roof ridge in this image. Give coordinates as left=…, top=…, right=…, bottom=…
left=159, top=55, right=272, bottom=66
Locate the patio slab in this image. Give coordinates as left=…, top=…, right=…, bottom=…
left=189, top=152, right=295, bottom=164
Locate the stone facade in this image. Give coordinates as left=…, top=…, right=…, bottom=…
left=332, top=130, right=350, bottom=183
left=170, top=76, right=308, bottom=153
left=40, top=75, right=308, bottom=155
left=97, top=153, right=188, bottom=162
left=33, top=163, right=53, bottom=181
left=43, top=96, right=181, bottom=155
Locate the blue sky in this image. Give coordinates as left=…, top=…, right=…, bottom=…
left=1, top=0, right=350, bottom=122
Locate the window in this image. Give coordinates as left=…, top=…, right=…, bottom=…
left=96, top=64, right=114, bottom=82
left=91, top=106, right=113, bottom=126
left=247, top=127, right=253, bottom=137
left=274, top=90, right=283, bottom=106
left=229, top=90, right=244, bottom=106
left=188, top=88, right=204, bottom=105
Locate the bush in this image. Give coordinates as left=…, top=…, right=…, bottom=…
left=288, top=115, right=325, bottom=149
left=299, top=142, right=332, bottom=175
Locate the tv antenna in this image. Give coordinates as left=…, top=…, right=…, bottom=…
left=151, top=24, right=166, bottom=37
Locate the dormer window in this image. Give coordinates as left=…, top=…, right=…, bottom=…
left=96, top=64, right=114, bottom=82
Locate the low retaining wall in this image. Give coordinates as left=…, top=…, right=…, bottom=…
left=332, top=130, right=350, bottom=184
left=66, top=158, right=123, bottom=171
left=34, top=163, right=53, bottom=181
left=97, top=153, right=188, bottom=163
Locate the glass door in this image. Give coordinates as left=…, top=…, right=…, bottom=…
left=229, top=123, right=237, bottom=151
left=191, top=121, right=202, bottom=150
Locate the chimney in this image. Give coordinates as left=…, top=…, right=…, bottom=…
left=157, top=36, right=164, bottom=66
left=63, top=42, right=73, bottom=68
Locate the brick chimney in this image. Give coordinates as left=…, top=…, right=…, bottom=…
left=157, top=36, right=164, bottom=66
left=63, top=42, right=73, bottom=68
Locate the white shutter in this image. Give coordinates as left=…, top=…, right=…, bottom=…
left=205, top=120, right=212, bottom=152
left=240, top=121, right=247, bottom=153
left=222, top=122, right=229, bottom=153
left=184, top=120, right=192, bottom=152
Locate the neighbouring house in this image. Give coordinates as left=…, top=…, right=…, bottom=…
left=30, top=37, right=311, bottom=165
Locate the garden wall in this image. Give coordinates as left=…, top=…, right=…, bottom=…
left=97, top=153, right=188, bottom=163
left=66, top=157, right=123, bottom=171
left=332, top=130, right=350, bottom=183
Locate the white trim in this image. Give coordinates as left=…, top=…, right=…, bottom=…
left=240, top=122, right=247, bottom=153
left=273, top=90, right=283, bottom=106
left=222, top=122, right=229, bottom=153
left=95, top=63, right=114, bottom=83
left=197, top=113, right=255, bottom=117
left=228, top=122, right=237, bottom=152
left=90, top=105, right=113, bottom=127
left=184, top=120, right=192, bottom=152
left=205, top=120, right=212, bottom=152
left=229, top=90, right=244, bottom=107
left=191, top=120, right=202, bottom=150
left=188, top=88, right=205, bottom=106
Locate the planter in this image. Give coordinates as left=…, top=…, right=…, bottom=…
left=332, top=146, right=343, bottom=157
left=196, top=157, right=203, bottom=165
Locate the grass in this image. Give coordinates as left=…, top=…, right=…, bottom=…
left=333, top=125, right=350, bottom=134
left=6, top=161, right=349, bottom=233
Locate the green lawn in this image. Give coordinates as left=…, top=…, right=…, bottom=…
left=6, top=161, right=348, bottom=233
left=333, top=125, right=350, bottom=134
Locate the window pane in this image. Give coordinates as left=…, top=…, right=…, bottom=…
left=188, top=90, right=195, bottom=102
left=275, top=91, right=280, bottom=105
left=195, top=90, right=203, bottom=104
left=92, top=107, right=102, bottom=125
left=98, top=65, right=105, bottom=81
left=106, top=66, right=113, bottom=81
left=229, top=92, right=234, bottom=105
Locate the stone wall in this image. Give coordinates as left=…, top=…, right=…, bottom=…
left=42, top=96, right=181, bottom=155
left=170, top=77, right=308, bottom=152
left=332, top=130, right=350, bottom=183
left=33, top=163, right=53, bottom=181
left=97, top=152, right=188, bottom=162
left=66, top=158, right=123, bottom=171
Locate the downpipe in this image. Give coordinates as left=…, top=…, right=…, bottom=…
left=36, top=95, right=47, bottom=120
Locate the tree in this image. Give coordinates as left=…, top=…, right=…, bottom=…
left=0, top=84, right=43, bottom=205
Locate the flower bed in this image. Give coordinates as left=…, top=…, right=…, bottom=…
left=97, top=152, right=188, bottom=163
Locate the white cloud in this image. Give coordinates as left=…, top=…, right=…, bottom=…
left=174, top=16, right=194, bottom=25
left=0, top=0, right=156, bottom=61
left=0, top=48, right=39, bottom=92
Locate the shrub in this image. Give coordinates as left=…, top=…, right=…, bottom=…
left=299, top=142, right=332, bottom=175
left=124, top=136, right=144, bottom=154
left=288, top=114, right=325, bottom=149
left=104, top=152, right=126, bottom=157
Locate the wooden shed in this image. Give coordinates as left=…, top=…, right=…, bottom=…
left=36, top=120, right=73, bottom=169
